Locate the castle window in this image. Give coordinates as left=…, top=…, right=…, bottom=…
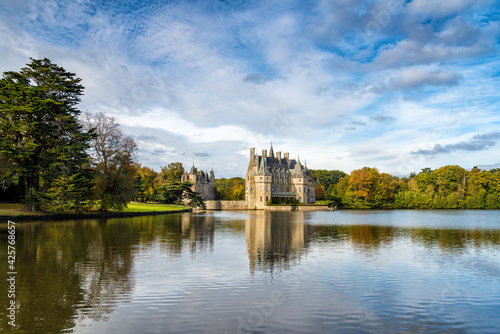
left=299, top=187, right=302, bottom=192
left=266, top=185, right=269, bottom=191
left=266, top=196, right=268, bottom=202
left=260, top=177, right=262, bottom=180
left=260, top=185, right=263, bottom=191
left=260, top=196, right=262, bottom=202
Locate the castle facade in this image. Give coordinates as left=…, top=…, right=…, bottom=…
left=245, top=145, right=316, bottom=209
left=181, top=165, right=215, bottom=200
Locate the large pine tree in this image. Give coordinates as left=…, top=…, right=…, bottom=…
left=0, top=58, right=93, bottom=211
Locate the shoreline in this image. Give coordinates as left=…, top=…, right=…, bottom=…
left=0, top=208, right=193, bottom=222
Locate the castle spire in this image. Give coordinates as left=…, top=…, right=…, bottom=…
left=269, top=142, right=274, bottom=158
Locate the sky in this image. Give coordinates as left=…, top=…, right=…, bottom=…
left=1, top=0, right=499, bottom=178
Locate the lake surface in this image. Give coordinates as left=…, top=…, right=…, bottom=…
left=1, top=210, right=500, bottom=333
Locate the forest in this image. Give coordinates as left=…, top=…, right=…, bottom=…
left=0, top=59, right=203, bottom=212
left=310, top=166, right=500, bottom=209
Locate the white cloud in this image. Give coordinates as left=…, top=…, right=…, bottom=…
left=408, top=0, right=479, bottom=18
left=391, top=68, right=463, bottom=89
left=0, top=0, right=499, bottom=176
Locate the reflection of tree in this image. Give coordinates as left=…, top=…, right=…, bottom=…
left=0, top=219, right=138, bottom=333
left=0, top=213, right=219, bottom=332
left=348, top=225, right=396, bottom=251
left=182, top=214, right=215, bottom=254
left=410, top=228, right=500, bottom=252
left=245, top=211, right=315, bottom=273
left=314, top=223, right=500, bottom=253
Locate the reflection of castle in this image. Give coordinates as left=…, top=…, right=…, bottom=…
left=181, top=165, right=215, bottom=200
left=245, top=211, right=315, bottom=273
left=245, top=144, right=316, bottom=209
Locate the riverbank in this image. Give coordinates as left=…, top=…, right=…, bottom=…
left=0, top=202, right=192, bottom=221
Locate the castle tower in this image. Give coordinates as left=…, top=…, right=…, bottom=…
left=245, top=145, right=316, bottom=208
left=182, top=164, right=215, bottom=200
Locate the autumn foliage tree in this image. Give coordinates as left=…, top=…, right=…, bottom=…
left=135, top=165, right=159, bottom=202
left=83, top=111, right=138, bottom=211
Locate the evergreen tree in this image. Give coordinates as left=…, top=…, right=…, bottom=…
left=0, top=58, right=93, bottom=211
left=158, top=180, right=206, bottom=209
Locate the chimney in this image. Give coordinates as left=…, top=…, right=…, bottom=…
left=284, top=152, right=289, bottom=161
left=276, top=151, right=281, bottom=161
left=262, top=149, right=267, bottom=158
left=250, top=147, right=255, bottom=160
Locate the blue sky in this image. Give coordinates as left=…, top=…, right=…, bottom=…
left=1, top=0, right=499, bottom=177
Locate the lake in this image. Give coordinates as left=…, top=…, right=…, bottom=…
left=1, top=210, right=500, bottom=333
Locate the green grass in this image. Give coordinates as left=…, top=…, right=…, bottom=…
left=0, top=203, right=49, bottom=216
left=121, top=202, right=189, bottom=212
left=0, top=202, right=189, bottom=216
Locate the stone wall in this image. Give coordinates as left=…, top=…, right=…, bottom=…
left=204, top=200, right=247, bottom=210
left=220, top=201, right=248, bottom=210
left=204, top=201, right=331, bottom=211
left=265, top=205, right=332, bottom=211
left=297, top=205, right=332, bottom=211
left=264, top=206, right=295, bottom=211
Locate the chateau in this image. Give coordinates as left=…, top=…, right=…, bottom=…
left=245, top=145, right=316, bottom=209
left=181, top=165, right=215, bottom=200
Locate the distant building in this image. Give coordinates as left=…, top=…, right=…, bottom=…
left=245, top=144, right=316, bottom=209
left=181, top=165, right=215, bottom=200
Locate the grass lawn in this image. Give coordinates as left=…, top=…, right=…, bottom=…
left=0, top=202, right=189, bottom=217
left=121, top=202, right=188, bottom=212
left=0, top=203, right=49, bottom=216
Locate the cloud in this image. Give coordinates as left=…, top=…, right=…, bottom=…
left=412, top=132, right=500, bottom=156
left=1, top=0, right=499, bottom=176
left=391, top=68, right=463, bottom=89
left=372, top=40, right=492, bottom=69
left=408, top=0, right=479, bottom=18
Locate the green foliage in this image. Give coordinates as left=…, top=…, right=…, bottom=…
left=214, top=177, right=245, bottom=200
left=0, top=58, right=93, bottom=211
left=159, top=162, right=184, bottom=183
left=268, top=197, right=299, bottom=205
left=158, top=180, right=206, bottom=209
left=134, top=165, right=159, bottom=202
left=331, top=165, right=500, bottom=209
left=41, top=171, right=94, bottom=214
left=309, top=169, right=347, bottom=192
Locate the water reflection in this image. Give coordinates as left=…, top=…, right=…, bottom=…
left=0, top=211, right=499, bottom=333
left=245, top=212, right=315, bottom=273
left=0, top=219, right=136, bottom=334
left=181, top=214, right=214, bottom=254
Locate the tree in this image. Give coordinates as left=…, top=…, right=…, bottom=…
left=0, top=58, right=93, bottom=211
left=159, top=162, right=184, bottom=183
left=315, top=184, right=326, bottom=200
left=214, top=177, right=245, bottom=200
left=158, top=180, right=206, bottom=208
left=135, top=165, right=159, bottom=202
left=309, top=169, right=347, bottom=190
left=83, top=111, right=138, bottom=211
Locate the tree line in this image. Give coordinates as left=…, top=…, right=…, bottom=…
left=0, top=58, right=203, bottom=212
left=3, top=59, right=498, bottom=212
left=310, top=166, right=500, bottom=209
